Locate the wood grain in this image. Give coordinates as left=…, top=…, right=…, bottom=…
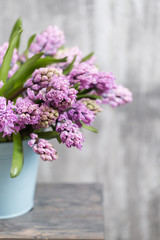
left=0, top=184, right=104, bottom=240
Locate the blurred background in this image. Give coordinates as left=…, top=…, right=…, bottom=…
left=0, top=0, right=160, bottom=239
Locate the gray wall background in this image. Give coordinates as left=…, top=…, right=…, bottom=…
left=0, top=0, right=160, bottom=239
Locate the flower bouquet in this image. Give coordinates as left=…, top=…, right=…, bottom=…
left=0, top=18, right=132, bottom=218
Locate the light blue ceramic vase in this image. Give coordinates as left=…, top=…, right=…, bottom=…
left=0, top=140, right=39, bottom=219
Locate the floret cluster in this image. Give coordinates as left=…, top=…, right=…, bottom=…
left=0, top=19, right=132, bottom=177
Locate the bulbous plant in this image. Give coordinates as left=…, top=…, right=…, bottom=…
left=0, top=18, right=132, bottom=178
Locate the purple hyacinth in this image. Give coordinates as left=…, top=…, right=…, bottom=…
left=29, top=25, right=65, bottom=57
left=28, top=133, right=57, bottom=161
left=33, top=104, right=59, bottom=129
left=0, top=42, right=19, bottom=79
left=56, top=113, right=84, bottom=149
left=95, top=72, right=115, bottom=95
left=34, top=75, right=77, bottom=111
left=68, top=62, right=98, bottom=90
left=15, top=97, right=41, bottom=129
left=67, top=101, right=95, bottom=127
left=0, top=97, right=18, bottom=137
left=24, top=67, right=62, bottom=101
left=69, top=63, right=115, bottom=94
left=54, top=46, right=83, bottom=69
left=101, top=84, right=133, bottom=107
left=81, top=98, right=102, bottom=115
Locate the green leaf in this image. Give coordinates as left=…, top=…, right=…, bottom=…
left=27, top=34, right=36, bottom=49
left=34, top=56, right=67, bottom=68
left=77, top=94, right=102, bottom=100
left=63, top=55, right=76, bottom=75
left=37, top=131, right=61, bottom=142
left=78, top=88, right=93, bottom=95
left=80, top=120, right=98, bottom=133
left=0, top=29, right=22, bottom=83
left=72, top=82, right=80, bottom=90
left=23, top=33, right=36, bottom=57
left=10, top=133, right=23, bottom=178
left=56, top=135, right=62, bottom=144
left=0, top=52, right=43, bottom=98
left=80, top=52, right=94, bottom=62
left=9, top=17, right=22, bottom=49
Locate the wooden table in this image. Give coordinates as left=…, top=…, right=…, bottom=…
left=0, top=183, right=104, bottom=239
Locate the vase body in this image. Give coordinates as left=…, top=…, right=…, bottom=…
left=0, top=140, right=39, bottom=219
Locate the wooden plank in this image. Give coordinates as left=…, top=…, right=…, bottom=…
left=0, top=183, right=104, bottom=240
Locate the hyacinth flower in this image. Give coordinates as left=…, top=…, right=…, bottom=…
left=56, top=113, right=84, bottom=149
left=33, top=104, right=59, bottom=129
left=0, top=18, right=132, bottom=178
left=28, top=133, right=57, bottom=161
left=53, top=46, right=83, bottom=69
left=66, top=101, right=96, bottom=127
left=81, top=98, right=102, bottom=115
left=15, top=97, right=41, bottom=129
left=29, top=25, right=65, bottom=57
left=0, top=97, right=18, bottom=137
left=100, top=84, right=133, bottom=107
left=68, top=62, right=98, bottom=90
left=25, top=68, right=78, bottom=111
left=24, top=67, right=63, bottom=101
left=68, top=62, right=115, bottom=94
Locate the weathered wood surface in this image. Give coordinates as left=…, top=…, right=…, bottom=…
left=0, top=0, right=160, bottom=239
left=0, top=184, right=104, bottom=239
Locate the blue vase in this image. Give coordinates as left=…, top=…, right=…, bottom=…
left=0, top=140, right=39, bottom=219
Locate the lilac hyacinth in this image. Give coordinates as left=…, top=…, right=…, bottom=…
left=28, top=133, right=57, bottom=161
left=101, top=84, right=133, bottom=108
left=0, top=97, right=18, bottom=137
left=29, top=25, right=65, bottom=57
left=95, top=72, right=115, bottom=95
left=56, top=113, right=84, bottom=149
left=24, top=67, right=62, bottom=101
left=34, top=104, right=59, bottom=129
left=37, top=75, right=77, bottom=111
left=81, top=98, right=102, bottom=115
left=54, top=46, right=83, bottom=69
left=25, top=68, right=77, bottom=111
left=0, top=42, right=19, bottom=78
left=69, top=62, right=98, bottom=90
left=67, top=101, right=95, bottom=127
left=69, top=63, right=115, bottom=94
left=15, top=97, right=41, bottom=129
